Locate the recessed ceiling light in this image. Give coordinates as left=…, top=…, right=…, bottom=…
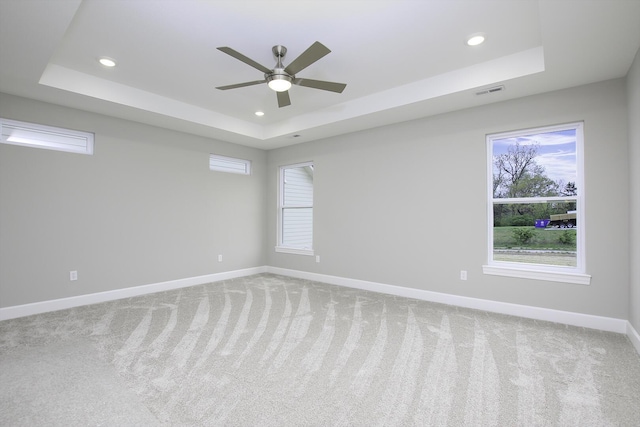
left=466, top=33, right=485, bottom=46
left=255, top=111, right=265, bottom=116
left=98, top=57, right=116, bottom=67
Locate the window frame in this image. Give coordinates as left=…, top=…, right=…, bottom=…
left=483, top=122, right=591, bottom=285
left=209, top=154, right=251, bottom=175
left=0, top=118, right=94, bottom=155
left=275, top=161, right=314, bottom=256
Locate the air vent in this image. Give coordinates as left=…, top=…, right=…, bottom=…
left=476, top=85, right=505, bottom=96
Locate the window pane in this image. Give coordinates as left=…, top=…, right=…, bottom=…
left=279, top=162, right=314, bottom=252
left=283, top=165, right=313, bottom=206
left=493, top=203, right=577, bottom=267
left=1, top=118, right=94, bottom=155
left=282, top=207, right=313, bottom=248
left=209, top=154, right=250, bottom=174
left=492, top=128, right=577, bottom=199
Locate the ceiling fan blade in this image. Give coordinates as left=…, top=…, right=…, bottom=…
left=277, top=90, right=291, bottom=108
left=217, top=47, right=272, bottom=74
left=283, top=41, right=331, bottom=75
left=216, top=80, right=266, bottom=90
left=293, top=78, right=346, bottom=93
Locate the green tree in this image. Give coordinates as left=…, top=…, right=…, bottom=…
left=559, top=181, right=578, bottom=212
left=493, top=142, right=540, bottom=198
left=493, top=142, right=560, bottom=225
left=494, top=143, right=560, bottom=198
left=561, top=181, right=578, bottom=196
left=512, top=166, right=559, bottom=197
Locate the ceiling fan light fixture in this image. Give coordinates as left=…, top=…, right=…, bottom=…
left=267, top=75, right=292, bottom=92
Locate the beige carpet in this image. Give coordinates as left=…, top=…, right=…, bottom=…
left=1, top=274, right=639, bottom=426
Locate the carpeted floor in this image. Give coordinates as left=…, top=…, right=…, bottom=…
left=1, top=274, right=639, bottom=426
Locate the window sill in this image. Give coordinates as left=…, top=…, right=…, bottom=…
left=483, top=264, right=591, bottom=285
left=275, top=246, right=314, bottom=256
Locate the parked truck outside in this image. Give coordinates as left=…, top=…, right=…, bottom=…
left=547, top=212, right=577, bottom=228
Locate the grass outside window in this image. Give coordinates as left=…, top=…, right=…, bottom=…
left=493, top=226, right=577, bottom=267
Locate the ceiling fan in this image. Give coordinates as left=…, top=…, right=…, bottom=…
left=215, top=41, right=347, bottom=108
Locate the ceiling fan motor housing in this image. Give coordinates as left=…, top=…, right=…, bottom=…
left=266, top=46, right=293, bottom=91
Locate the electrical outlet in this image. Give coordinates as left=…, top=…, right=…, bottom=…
left=218, top=254, right=223, bottom=262
left=70, top=270, right=78, bottom=281
left=316, top=255, right=320, bottom=263
left=460, top=270, right=468, bottom=281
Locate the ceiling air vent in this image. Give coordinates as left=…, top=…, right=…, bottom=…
left=476, top=85, right=505, bottom=96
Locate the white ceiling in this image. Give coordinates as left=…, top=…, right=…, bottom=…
left=1, top=0, right=639, bottom=150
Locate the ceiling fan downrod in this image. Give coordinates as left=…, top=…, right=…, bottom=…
left=267, top=45, right=292, bottom=91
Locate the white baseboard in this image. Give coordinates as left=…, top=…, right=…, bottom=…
left=0, top=266, right=267, bottom=321
left=2, top=265, right=637, bottom=357
left=267, top=267, right=629, bottom=335
left=628, top=322, right=640, bottom=355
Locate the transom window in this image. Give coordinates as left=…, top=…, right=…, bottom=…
left=209, top=154, right=251, bottom=175
left=483, top=122, right=590, bottom=284
left=1, top=118, right=94, bottom=155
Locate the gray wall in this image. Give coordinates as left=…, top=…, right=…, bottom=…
left=267, top=79, right=630, bottom=320
left=0, top=93, right=267, bottom=307
left=2, top=73, right=635, bottom=324
left=629, top=47, right=640, bottom=332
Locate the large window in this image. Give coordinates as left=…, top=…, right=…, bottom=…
left=484, top=122, right=590, bottom=284
left=276, top=162, right=314, bottom=255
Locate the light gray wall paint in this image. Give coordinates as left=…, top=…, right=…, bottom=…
left=0, top=93, right=267, bottom=307
left=267, top=79, right=630, bottom=319
left=1, top=75, right=634, bottom=323
left=628, top=47, right=640, bottom=332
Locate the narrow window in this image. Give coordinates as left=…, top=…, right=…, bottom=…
left=0, top=118, right=94, bottom=155
left=209, top=154, right=251, bottom=175
left=484, top=122, right=590, bottom=284
left=276, top=162, right=314, bottom=255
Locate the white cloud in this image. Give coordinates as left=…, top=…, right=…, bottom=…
left=536, top=149, right=577, bottom=184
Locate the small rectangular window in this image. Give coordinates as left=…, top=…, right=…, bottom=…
left=276, top=162, right=314, bottom=255
left=0, top=118, right=94, bottom=155
left=209, top=154, right=251, bottom=175
left=484, top=122, right=590, bottom=284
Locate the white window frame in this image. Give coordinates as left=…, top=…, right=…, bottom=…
left=0, top=118, right=94, bottom=155
left=209, top=154, right=251, bottom=175
left=483, top=122, right=591, bottom=285
left=276, top=161, right=314, bottom=256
